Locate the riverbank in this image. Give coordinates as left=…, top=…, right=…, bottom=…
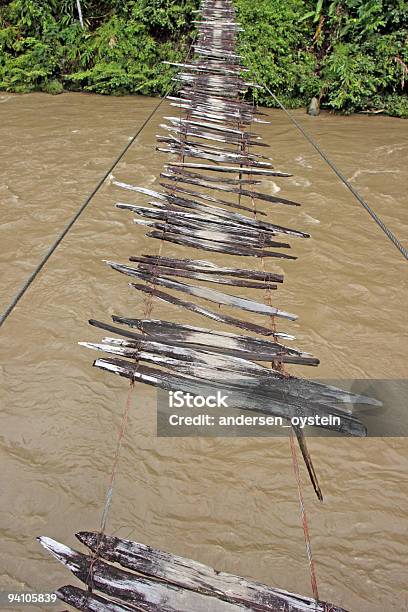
left=0, top=0, right=407, bottom=116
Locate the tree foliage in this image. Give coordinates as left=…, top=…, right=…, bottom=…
left=0, top=0, right=407, bottom=116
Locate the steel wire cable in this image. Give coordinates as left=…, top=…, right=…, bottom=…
left=245, top=60, right=408, bottom=262
left=0, top=95, right=168, bottom=329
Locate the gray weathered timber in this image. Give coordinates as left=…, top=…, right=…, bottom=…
left=126, top=208, right=291, bottom=247
left=89, top=319, right=377, bottom=407
left=84, top=342, right=314, bottom=377
left=121, top=283, right=281, bottom=336
left=114, top=179, right=265, bottom=215
left=90, top=358, right=368, bottom=436
left=113, top=181, right=309, bottom=236
left=96, top=336, right=319, bottom=367
left=133, top=219, right=291, bottom=250
left=160, top=172, right=302, bottom=206
left=39, top=537, right=348, bottom=612
left=75, top=532, right=348, bottom=612
left=110, top=316, right=295, bottom=345
left=157, top=145, right=273, bottom=168
left=56, top=586, right=138, bottom=612
left=38, top=538, right=251, bottom=612
left=128, top=256, right=284, bottom=282
left=167, top=162, right=291, bottom=177
left=80, top=341, right=275, bottom=383
left=162, top=166, right=262, bottom=185
left=156, top=136, right=272, bottom=162
left=104, top=264, right=298, bottom=319
left=160, top=187, right=309, bottom=236
left=135, top=264, right=279, bottom=289
left=160, top=123, right=267, bottom=147
left=146, top=230, right=296, bottom=259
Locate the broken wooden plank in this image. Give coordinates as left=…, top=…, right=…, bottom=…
left=162, top=166, right=261, bottom=185
left=82, top=339, right=351, bottom=409
left=75, top=532, right=347, bottom=612
left=146, top=230, right=297, bottom=260
left=162, top=184, right=268, bottom=215
left=92, top=318, right=378, bottom=407
left=161, top=173, right=302, bottom=206
left=120, top=205, right=290, bottom=247
left=128, top=256, right=284, bottom=283
left=156, top=135, right=272, bottom=161
left=118, top=204, right=275, bottom=242
left=161, top=188, right=310, bottom=236
left=167, top=163, right=291, bottom=177
left=160, top=123, right=268, bottom=147
left=164, top=116, right=262, bottom=139
left=90, top=357, right=369, bottom=436
left=157, top=145, right=272, bottom=169
left=119, top=283, right=281, bottom=336
left=114, top=179, right=265, bottom=215
left=134, top=219, right=291, bottom=250
left=113, top=181, right=308, bottom=238
left=135, top=264, right=278, bottom=289
left=80, top=340, right=274, bottom=383
left=106, top=262, right=297, bottom=319
left=38, top=538, right=249, bottom=612
left=55, top=586, right=137, bottom=612
left=95, top=335, right=319, bottom=367
left=108, top=316, right=315, bottom=360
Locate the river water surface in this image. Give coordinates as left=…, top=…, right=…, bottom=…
left=0, top=92, right=407, bottom=611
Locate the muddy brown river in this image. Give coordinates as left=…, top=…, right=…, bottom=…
left=0, top=92, right=407, bottom=611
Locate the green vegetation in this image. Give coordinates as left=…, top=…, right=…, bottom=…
left=0, top=0, right=407, bottom=116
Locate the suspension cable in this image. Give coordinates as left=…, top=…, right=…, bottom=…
left=247, top=66, right=408, bottom=262
left=0, top=95, right=167, bottom=330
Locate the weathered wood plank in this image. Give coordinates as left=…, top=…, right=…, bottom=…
left=56, top=586, right=139, bottom=612
left=156, top=136, right=272, bottom=162
left=110, top=316, right=295, bottom=345
left=90, top=357, right=369, bottom=436
left=146, top=230, right=296, bottom=260
left=105, top=320, right=316, bottom=366
left=75, top=532, right=348, bottom=612
left=114, top=179, right=265, bottom=215
left=95, top=335, right=319, bottom=367
left=157, top=145, right=272, bottom=169
left=164, top=116, right=262, bottom=139
left=162, top=167, right=261, bottom=185
left=113, top=180, right=310, bottom=237
left=161, top=186, right=309, bottom=236
left=88, top=319, right=377, bottom=407
left=134, top=219, right=291, bottom=251
left=80, top=340, right=273, bottom=383
left=123, top=206, right=291, bottom=247
left=128, top=256, right=284, bottom=283
left=120, top=283, right=280, bottom=336
left=160, top=123, right=267, bottom=147
left=105, top=263, right=298, bottom=319
left=161, top=172, right=302, bottom=207
left=167, top=163, right=291, bottom=177
left=38, top=538, right=249, bottom=612
left=135, top=264, right=278, bottom=289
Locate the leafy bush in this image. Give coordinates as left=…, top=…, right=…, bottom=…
left=0, top=0, right=407, bottom=116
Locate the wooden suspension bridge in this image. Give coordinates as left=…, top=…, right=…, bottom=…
left=38, top=0, right=381, bottom=609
